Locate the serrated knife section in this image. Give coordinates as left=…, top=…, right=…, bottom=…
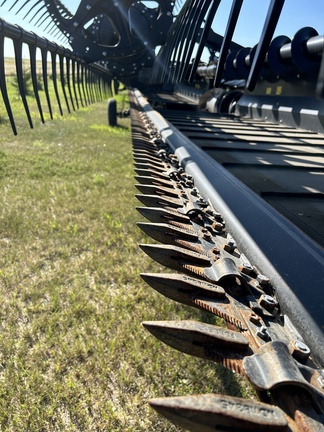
left=149, top=394, right=289, bottom=432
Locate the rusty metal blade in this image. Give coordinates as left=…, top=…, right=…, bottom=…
left=134, top=168, right=170, bottom=179
left=132, top=147, right=160, bottom=155
left=149, top=394, right=288, bottom=432
left=133, top=140, right=159, bottom=151
left=135, top=184, right=180, bottom=198
left=140, top=273, right=246, bottom=329
left=192, top=297, right=247, bottom=330
left=137, top=222, right=198, bottom=245
left=134, top=161, right=166, bottom=170
left=141, top=272, right=225, bottom=300
left=134, top=175, right=174, bottom=188
left=133, top=156, right=165, bottom=166
left=133, top=154, right=164, bottom=166
left=136, top=206, right=190, bottom=224
left=139, top=244, right=211, bottom=272
left=135, top=194, right=182, bottom=208
left=142, top=320, right=249, bottom=364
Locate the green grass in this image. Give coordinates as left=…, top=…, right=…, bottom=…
left=0, top=83, right=252, bottom=430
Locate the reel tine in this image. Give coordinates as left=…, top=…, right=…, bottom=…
left=28, top=43, right=45, bottom=123
left=0, top=33, right=17, bottom=134
left=40, top=46, right=53, bottom=119
left=13, top=38, right=33, bottom=129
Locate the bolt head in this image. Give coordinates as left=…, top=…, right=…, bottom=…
left=257, top=274, right=270, bottom=286
left=291, top=340, right=311, bottom=361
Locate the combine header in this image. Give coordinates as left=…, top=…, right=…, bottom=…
left=0, top=1, right=323, bottom=430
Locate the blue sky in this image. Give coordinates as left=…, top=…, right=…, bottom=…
left=0, top=0, right=323, bottom=57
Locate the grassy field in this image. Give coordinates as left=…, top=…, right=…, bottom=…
left=0, top=79, right=251, bottom=430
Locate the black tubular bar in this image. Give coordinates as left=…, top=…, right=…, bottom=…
left=246, top=0, right=285, bottom=91
left=175, top=0, right=203, bottom=83
left=170, top=0, right=195, bottom=83
left=159, top=1, right=190, bottom=83
left=178, top=0, right=211, bottom=83
left=213, top=0, right=244, bottom=87
left=188, top=0, right=222, bottom=82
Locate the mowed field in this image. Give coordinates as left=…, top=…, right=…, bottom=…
left=0, top=72, right=253, bottom=430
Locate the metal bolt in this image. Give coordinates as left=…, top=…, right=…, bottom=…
left=86, top=4, right=92, bottom=10
left=223, top=240, right=235, bottom=253
left=291, top=340, right=311, bottom=361
left=191, top=187, right=199, bottom=197
left=151, top=137, right=162, bottom=145
left=202, top=228, right=211, bottom=240
left=259, top=294, right=278, bottom=310
left=196, top=197, right=207, bottom=207
left=211, top=247, right=220, bottom=256
left=239, top=254, right=253, bottom=275
left=256, top=326, right=270, bottom=341
left=257, top=274, right=270, bottom=286
left=249, top=312, right=261, bottom=324
left=212, top=221, right=223, bottom=232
